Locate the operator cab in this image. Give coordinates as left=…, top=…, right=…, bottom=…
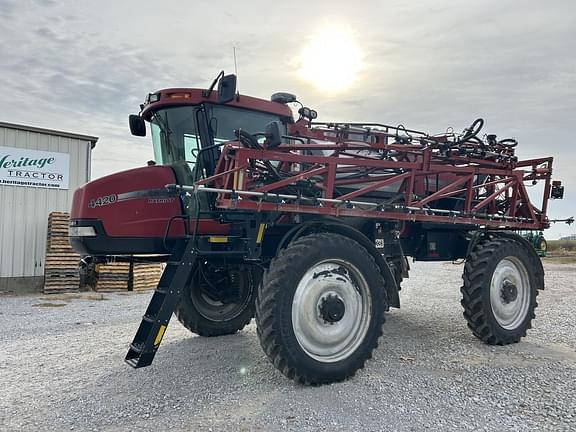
left=129, top=73, right=293, bottom=190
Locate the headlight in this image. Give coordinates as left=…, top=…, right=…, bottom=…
left=69, top=226, right=97, bottom=237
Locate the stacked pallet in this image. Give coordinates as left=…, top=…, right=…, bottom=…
left=132, top=263, right=163, bottom=291
left=44, top=212, right=81, bottom=294
left=95, top=262, right=131, bottom=292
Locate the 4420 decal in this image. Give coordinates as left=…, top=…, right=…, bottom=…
left=88, top=194, right=117, bottom=208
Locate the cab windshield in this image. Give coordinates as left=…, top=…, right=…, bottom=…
left=150, top=104, right=286, bottom=177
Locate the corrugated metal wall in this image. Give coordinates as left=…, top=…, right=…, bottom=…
left=0, top=125, right=93, bottom=279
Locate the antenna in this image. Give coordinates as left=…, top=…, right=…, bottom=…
left=233, top=46, right=240, bottom=100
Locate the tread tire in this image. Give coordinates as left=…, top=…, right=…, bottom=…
left=255, top=232, right=388, bottom=385
left=460, top=235, right=544, bottom=345
left=175, top=264, right=257, bottom=337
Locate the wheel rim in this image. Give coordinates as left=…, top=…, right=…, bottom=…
left=190, top=270, right=253, bottom=322
left=291, top=259, right=372, bottom=363
left=489, top=256, right=531, bottom=330
left=539, top=238, right=547, bottom=252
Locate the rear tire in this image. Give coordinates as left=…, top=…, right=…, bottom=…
left=460, top=235, right=543, bottom=345
left=537, top=236, right=547, bottom=257
left=255, top=233, right=388, bottom=385
left=175, top=262, right=259, bottom=337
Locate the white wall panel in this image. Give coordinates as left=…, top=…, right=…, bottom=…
left=0, top=123, right=96, bottom=279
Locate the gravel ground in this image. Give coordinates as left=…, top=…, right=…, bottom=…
left=1, top=261, right=575, bottom=432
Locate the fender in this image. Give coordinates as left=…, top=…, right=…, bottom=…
left=277, top=220, right=401, bottom=309
left=486, top=231, right=545, bottom=290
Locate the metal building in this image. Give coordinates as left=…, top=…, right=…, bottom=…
left=0, top=122, right=98, bottom=293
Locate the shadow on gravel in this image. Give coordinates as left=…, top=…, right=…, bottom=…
left=384, top=310, right=467, bottom=342
left=87, top=312, right=476, bottom=402
left=91, top=331, right=291, bottom=395
left=55, top=331, right=300, bottom=429
left=31, top=302, right=67, bottom=307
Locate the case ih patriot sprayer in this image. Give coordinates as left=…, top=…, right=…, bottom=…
left=70, top=72, right=566, bottom=384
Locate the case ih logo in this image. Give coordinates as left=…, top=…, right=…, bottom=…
left=147, top=197, right=176, bottom=204
left=0, top=146, right=70, bottom=190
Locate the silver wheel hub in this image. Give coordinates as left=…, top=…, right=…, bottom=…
left=319, top=294, right=346, bottom=323
left=291, top=259, right=372, bottom=363
left=490, top=256, right=530, bottom=330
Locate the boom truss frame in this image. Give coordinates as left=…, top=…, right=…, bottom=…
left=191, top=120, right=554, bottom=230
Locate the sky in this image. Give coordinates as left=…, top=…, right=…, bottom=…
left=0, top=0, right=574, bottom=238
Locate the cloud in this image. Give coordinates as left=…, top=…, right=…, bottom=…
left=0, top=2, right=15, bottom=18
left=31, top=0, right=58, bottom=6
left=0, top=0, right=574, bottom=237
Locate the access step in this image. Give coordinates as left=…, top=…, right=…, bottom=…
left=125, top=239, right=197, bottom=368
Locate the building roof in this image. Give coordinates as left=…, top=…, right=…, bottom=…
left=0, top=121, right=98, bottom=149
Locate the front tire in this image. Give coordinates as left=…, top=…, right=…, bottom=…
left=255, top=233, right=388, bottom=384
left=461, top=234, right=544, bottom=345
left=175, top=262, right=259, bottom=337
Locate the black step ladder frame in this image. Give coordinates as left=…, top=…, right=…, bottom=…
left=125, top=238, right=197, bottom=368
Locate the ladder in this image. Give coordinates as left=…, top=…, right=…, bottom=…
left=125, top=239, right=197, bottom=368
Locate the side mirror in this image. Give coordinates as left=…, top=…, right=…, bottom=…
left=265, top=121, right=282, bottom=148
left=217, top=74, right=237, bottom=104
left=129, top=114, right=146, bottom=137
left=551, top=181, right=564, bottom=199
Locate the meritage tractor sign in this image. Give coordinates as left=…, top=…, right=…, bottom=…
left=0, top=146, right=70, bottom=190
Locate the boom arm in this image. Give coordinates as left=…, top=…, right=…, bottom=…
left=192, top=118, right=557, bottom=230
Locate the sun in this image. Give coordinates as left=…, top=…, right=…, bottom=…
left=298, top=24, right=362, bottom=92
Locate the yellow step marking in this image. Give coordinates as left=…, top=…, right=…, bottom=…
left=256, top=223, right=266, bottom=244
left=154, top=325, right=167, bottom=346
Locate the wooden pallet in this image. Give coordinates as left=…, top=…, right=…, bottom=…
left=43, top=212, right=81, bottom=294
left=46, top=238, right=72, bottom=249
left=95, top=263, right=131, bottom=292
left=132, top=263, right=163, bottom=291
left=43, top=287, right=80, bottom=294
left=44, top=274, right=80, bottom=294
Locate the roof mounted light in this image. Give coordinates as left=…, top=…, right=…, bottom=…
left=298, top=106, right=318, bottom=120
left=271, top=92, right=297, bottom=104
left=146, top=92, right=160, bottom=104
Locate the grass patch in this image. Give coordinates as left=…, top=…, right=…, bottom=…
left=547, top=240, right=576, bottom=253
left=545, top=240, right=576, bottom=264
